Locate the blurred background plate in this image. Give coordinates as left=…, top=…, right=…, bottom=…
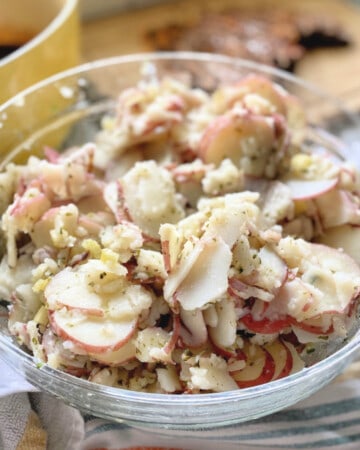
left=80, top=0, right=360, bottom=113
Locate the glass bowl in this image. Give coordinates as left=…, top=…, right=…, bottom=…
left=0, top=52, right=360, bottom=433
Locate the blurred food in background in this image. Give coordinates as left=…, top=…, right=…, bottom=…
left=0, top=27, right=35, bottom=60
left=79, top=0, right=360, bottom=110
left=146, top=9, right=351, bottom=71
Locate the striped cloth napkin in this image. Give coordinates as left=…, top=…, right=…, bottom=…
left=1, top=358, right=360, bottom=450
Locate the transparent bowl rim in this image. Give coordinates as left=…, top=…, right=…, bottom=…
left=1, top=324, right=359, bottom=406
left=0, top=50, right=354, bottom=115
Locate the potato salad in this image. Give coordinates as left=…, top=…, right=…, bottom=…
left=1, top=70, right=359, bottom=393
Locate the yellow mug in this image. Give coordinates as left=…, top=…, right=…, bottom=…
left=0, top=0, right=80, bottom=105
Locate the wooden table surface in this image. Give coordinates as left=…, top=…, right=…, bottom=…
left=81, top=0, right=360, bottom=112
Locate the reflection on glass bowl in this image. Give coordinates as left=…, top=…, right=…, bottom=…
left=0, top=52, right=360, bottom=433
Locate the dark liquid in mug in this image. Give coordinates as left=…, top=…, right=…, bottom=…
left=0, top=27, right=34, bottom=59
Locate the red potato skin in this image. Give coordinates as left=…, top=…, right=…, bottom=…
left=228, top=277, right=274, bottom=303
left=287, top=316, right=334, bottom=335
left=287, top=178, right=338, bottom=201
left=63, top=366, right=90, bottom=377
left=272, top=340, right=293, bottom=381
left=163, top=314, right=181, bottom=355
left=240, top=312, right=335, bottom=336
left=49, top=312, right=137, bottom=354
left=198, top=112, right=276, bottom=166
left=209, top=338, right=238, bottom=359
left=44, top=274, right=105, bottom=318
left=236, top=241, right=360, bottom=338
left=232, top=348, right=276, bottom=389
left=113, top=180, right=132, bottom=223
left=198, top=114, right=234, bottom=164
left=236, top=257, right=289, bottom=298
left=91, top=355, right=135, bottom=367
left=230, top=339, right=294, bottom=388
left=240, top=313, right=290, bottom=334
left=55, top=305, right=104, bottom=318
left=161, top=239, right=172, bottom=273
left=178, top=321, right=208, bottom=349
left=347, top=293, right=360, bottom=317
left=224, top=75, right=287, bottom=116
left=89, top=344, right=136, bottom=366
left=315, top=189, right=360, bottom=229
left=276, top=348, right=293, bottom=380
left=44, top=146, right=61, bottom=163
